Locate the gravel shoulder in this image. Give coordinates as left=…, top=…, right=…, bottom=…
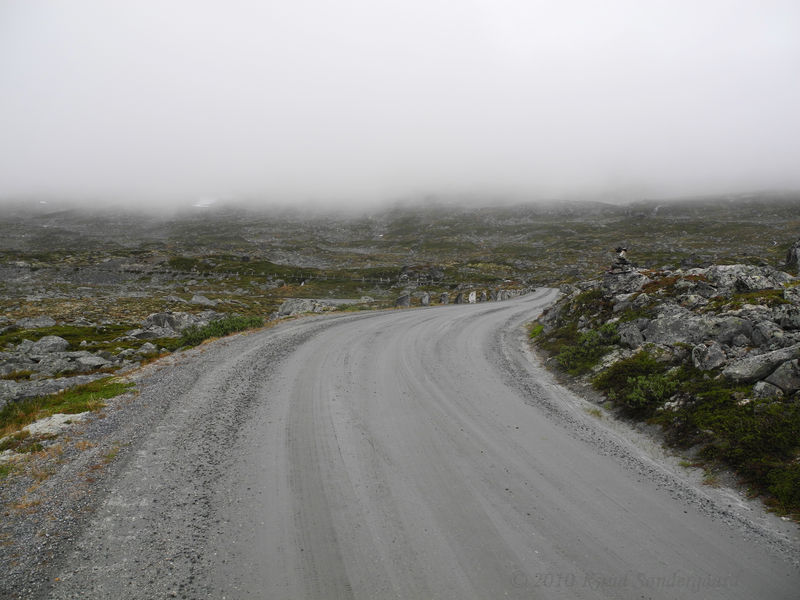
left=1, top=291, right=798, bottom=599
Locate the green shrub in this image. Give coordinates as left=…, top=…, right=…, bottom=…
left=179, top=315, right=264, bottom=347
left=768, top=464, right=800, bottom=512
left=555, top=322, right=619, bottom=375
left=623, top=373, right=678, bottom=413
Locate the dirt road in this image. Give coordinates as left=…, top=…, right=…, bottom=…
left=45, top=290, right=799, bottom=599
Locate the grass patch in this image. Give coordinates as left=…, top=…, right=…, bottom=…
left=1, top=370, right=35, bottom=381
left=528, top=323, right=544, bottom=339
left=179, top=315, right=264, bottom=347
left=0, top=462, right=16, bottom=480
left=0, top=377, right=134, bottom=438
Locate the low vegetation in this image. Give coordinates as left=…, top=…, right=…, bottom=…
left=178, top=315, right=265, bottom=347
left=0, top=377, right=134, bottom=439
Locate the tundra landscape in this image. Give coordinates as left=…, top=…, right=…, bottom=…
left=3, top=0, right=800, bottom=597
left=1, top=194, right=800, bottom=598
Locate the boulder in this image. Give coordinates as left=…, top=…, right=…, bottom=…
left=395, top=294, right=411, bottom=308
left=773, top=305, right=800, bottom=330
left=74, top=355, right=111, bottom=371
left=15, top=316, right=56, bottom=329
left=722, top=344, right=800, bottom=383
left=704, top=264, right=793, bottom=294
left=138, top=342, right=158, bottom=355
left=479, top=291, right=487, bottom=302
left=764, top=359, right=800, bottom=395
left=752, top=381, right=784, bottom=399
left=706, top=315, right=752, bottom=345
left=468, top=291, right=477, bottom=304
left=277, top=299, right=329, bottom=316
left=190, top=294, right=217, bottom=307
left=618, top=322, right=644, bottom=349
left=602, top=270, right=650, bottom=295
left=454, top=293, right=464, bottom=304
left=692, top=343, right=727, bottom=371
left=420, top=292, right=430, bottom=307
left=31, top=335, right=70, bottom=353
left=751, top=320, right=785, bottom=348
left=643, top=311, right=710, bottom=346
left=440, top=293, right=450, bottom=305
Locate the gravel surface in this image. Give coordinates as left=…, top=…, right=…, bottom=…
left=1, top=290, right=798, bottom=599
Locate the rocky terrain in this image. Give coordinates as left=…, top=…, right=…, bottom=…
left=2, top=193, right=800, bottom=519
left=533, top=239, right=800, bottom=516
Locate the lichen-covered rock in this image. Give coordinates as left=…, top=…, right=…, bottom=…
left=692, top=343, right=728, bottom=371
left=420, top=292, right=430, bottom=306
left=764, top=359, right=800, bottom=394
left=602, top=270, right=650, bottom=295
left=773, top=305, right=800, bottom=330
left=704, top=264, right=793, bottom=293
left=394, top=294, right=411, bottom=307
left=752, top=381, right=784, bottom=399
left=277, top=299, right=331, bottom=316
left=439, top=293, right=449, bottom=305
left=30, top=335, right=70, bottom=353
left=618, top=322, right=644, bottom=349
left=722, top=344, right=800, bottom=383
left=15, top=316, right=57, bottom=329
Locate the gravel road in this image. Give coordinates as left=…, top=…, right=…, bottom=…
left=31, top=289, right=800, bottom=598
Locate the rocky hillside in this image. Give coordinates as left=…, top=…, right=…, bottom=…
left=532, top=245, right=800, bottom=516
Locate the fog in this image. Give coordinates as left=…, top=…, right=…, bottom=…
left=1, top=1, right=799, bottom=206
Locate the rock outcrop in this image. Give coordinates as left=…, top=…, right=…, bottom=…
left=539, top=262, right=800, bottom=398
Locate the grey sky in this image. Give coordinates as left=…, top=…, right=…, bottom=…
left=1, top=0, right=799, bottom=204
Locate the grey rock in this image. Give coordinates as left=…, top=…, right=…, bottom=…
left=752, top=381, right=784, bottom=399
left=31, top=335, right=70, bottom=353
left=138, top=342, right=158, bottom=355
left=692, top=343, right=727, bottom=371
left=394, top=294, right=411, bottom=308
left=618, top=322, right=644, bottom=349
left=707, top=315, right=752, bottom=345
left=16, top=339, right=36, bottom=353
left=764, top=359, right=800, bottom=394
left=751, top=320, right=785, bottom=348
left=75, top=355, right=111, bottom=371
left=773, top=305, right=800, bottom=330
left=490, top=290, right=498, bottom=301
left=479, top=291, right=487, bottom=303
left=722, top=344, right=800, bottom=383
left=454, top=293, right=464, bottom=304
left=190, top=294, right=217, bottom=307
left=440, top=293, right=450, bottom=305
left=704, top=264, right=793, bottom=294
left=277, top=299, right=330, bottom=316
left=164, top=295, right=188, bottom=303
left=784, top=286, right=800, bottom=304
left=15, top=316, right=56, bottom=329
left=602, top=270, right=650, bottom=295
left=643, top=310, right=710, bottom=345
left=420, top=292, right=430, bottom=307
left=731, top=334, right=750, bottom=347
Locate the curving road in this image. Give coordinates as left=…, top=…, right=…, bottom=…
left=47, top=290, right=798, bottom=599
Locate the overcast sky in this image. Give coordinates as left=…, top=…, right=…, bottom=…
left=1, top=0, right=799, bottom=205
